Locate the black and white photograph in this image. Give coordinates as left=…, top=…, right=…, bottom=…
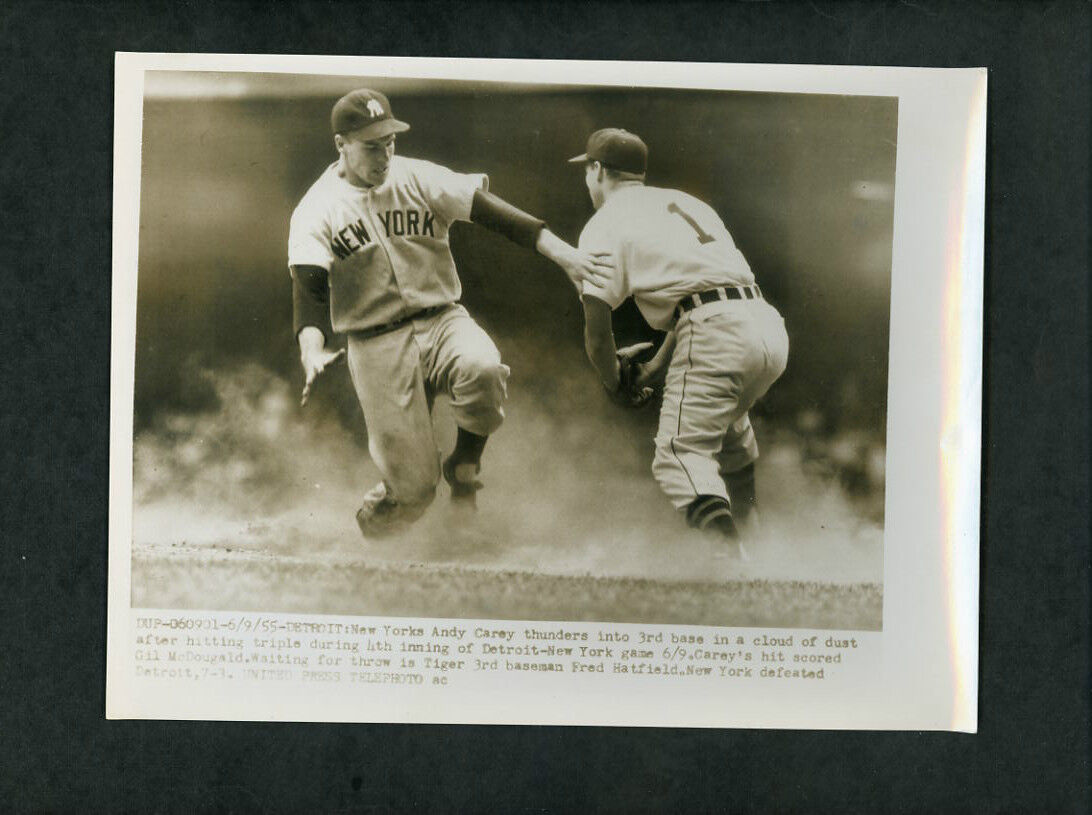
left=10, top=0, right=1091, bottom=806
left=108, top=54, right=983, bottom=730
left=127, top=69, right=893, bottom=630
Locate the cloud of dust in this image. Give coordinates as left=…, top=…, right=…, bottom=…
left=133, top=363, right=369, bottom=553
left=133, top=363, right=882, bottom=585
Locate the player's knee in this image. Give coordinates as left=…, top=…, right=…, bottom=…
left=459, top=350, right=507, bottom=386
left=454, top=354, right=509, bottom=404
left=477, top=359, right=509, bottom=395
left=473, top=407, right=505, bottom=437
left=652, top=435, right=675, bottom=465
left=650, top=443, right=675, bottom=487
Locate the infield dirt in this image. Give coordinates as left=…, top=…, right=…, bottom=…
left=130, top=366, right=882, bottom=629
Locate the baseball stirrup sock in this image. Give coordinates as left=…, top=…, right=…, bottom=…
left=724, top=462, right=757, bottom=524
left=686, top=495, right=738, bottom=538
left=451, top=428, right=488, bottom=469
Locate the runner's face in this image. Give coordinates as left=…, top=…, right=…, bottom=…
left=341, top=133, right=396, bottom=187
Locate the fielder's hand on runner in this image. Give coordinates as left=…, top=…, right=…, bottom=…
left=535, top=229, right=614, bottom=290
left=562, top=247, right=614, bottom=290
left=298, top=326, right=345, bottom=407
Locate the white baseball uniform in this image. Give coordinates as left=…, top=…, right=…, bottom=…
left=580, top=184, right=788, bottom=510
left=289, top=156, right=510, bottom=509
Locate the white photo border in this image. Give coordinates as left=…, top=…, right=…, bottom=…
left=108, top=54, right=984, bottom=731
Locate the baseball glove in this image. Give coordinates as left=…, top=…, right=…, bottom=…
left=610, top=342, right=656, bottom=408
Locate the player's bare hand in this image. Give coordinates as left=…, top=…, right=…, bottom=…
left=613, top=341, right=656, bottom=408
left=617, top=342, right=654, bottom=363
left=299, top=340, right=346, bottom=407
left=627, top=333, right=675, bottom=389
left=535, top=229, right=614, bottom=290
left=634, top=358, right=669, bottom=389
left=562, top=248, right=614, bottom=289
left=608, top=383, right=655, bottom=409
left=617, top=342, right=654, bottom=380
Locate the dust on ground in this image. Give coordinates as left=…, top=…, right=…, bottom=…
left=131, top=365, right=882, bottom=628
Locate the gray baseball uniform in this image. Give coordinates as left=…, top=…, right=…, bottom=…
left=289, top=156, right=509, bottom=514
left=580, top=184, right=789, bottom=511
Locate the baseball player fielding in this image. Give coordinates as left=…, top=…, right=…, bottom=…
left=289, top=89, right=611, bottom=539
left=572, top=128, right=790, bottom=558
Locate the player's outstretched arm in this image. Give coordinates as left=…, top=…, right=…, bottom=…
left=292, top=265, right=344, bottom=407
left=469, top=189, right=612, bottom=289
left=535, top=229, right=613, bottom=291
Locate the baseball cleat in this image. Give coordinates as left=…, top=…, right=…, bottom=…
left=686, top=495, right=738, bottom=536
left=730, top=538, right=752, bottom=562
left=686, top=494, right=753, bottom=560
left=442, top=454, right=483, bottom=507
left=708, top=534, right=751, bottom=563
left=355, top=481, right=413, bottom=538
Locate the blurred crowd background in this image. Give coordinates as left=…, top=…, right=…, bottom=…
left=134, top=73, right=894, bottom=526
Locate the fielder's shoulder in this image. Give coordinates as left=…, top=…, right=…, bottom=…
left=579, top=193, right=635, bottom=247
left=641, top=184, right=682, bottom=204
left=665, top=185, right=717, bottom=215
left=577, top=208, right=612, bottom=250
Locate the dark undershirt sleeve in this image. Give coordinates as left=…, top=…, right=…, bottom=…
left=469, top=189, right=546, bottom=250
left=291, top=264, right=332, bottom=340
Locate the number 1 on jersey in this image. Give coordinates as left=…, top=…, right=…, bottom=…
left=667, top=202, right=715, bottom=244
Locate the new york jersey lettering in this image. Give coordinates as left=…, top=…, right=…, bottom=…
left=331, top=218, right=373, bottom=259
left=289, top=156, right=486, bottom=333
left=377, top=208, right=435, bottom=238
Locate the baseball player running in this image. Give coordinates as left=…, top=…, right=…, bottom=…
left=569, top=129, right=789, bottom=555
left=289, top=89, right=611, bottom=538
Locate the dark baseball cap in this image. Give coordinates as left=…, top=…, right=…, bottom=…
left=568, top=128, right=648, bottom=174
left=331, top=89, right=410, bottom=139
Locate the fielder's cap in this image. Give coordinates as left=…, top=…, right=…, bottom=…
left=331, top=88, right=410, bottom=139
left=568, top=128, right=648, bottom=175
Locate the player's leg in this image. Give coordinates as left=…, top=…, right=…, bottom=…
left=419, top=305, right=510, bottom=503
left=346, top=327, right=441, bottom=535
left=716, top=301, right=790, bottom=532
left=652, top=317, right=757, bottom=543
left=717, top=415, right=759, bottom=531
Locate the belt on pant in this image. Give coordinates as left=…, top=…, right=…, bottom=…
left=673, top=285, right=762, bottom=323
left=353, top=303, right=451, bottom=341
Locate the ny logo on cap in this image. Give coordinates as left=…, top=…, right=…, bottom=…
left=366, top=99, right=385, bottom=118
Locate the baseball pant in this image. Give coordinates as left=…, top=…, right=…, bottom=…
left=652, top=299, right=789, bottom=510
left=346, top=304, right=509, bottom=509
